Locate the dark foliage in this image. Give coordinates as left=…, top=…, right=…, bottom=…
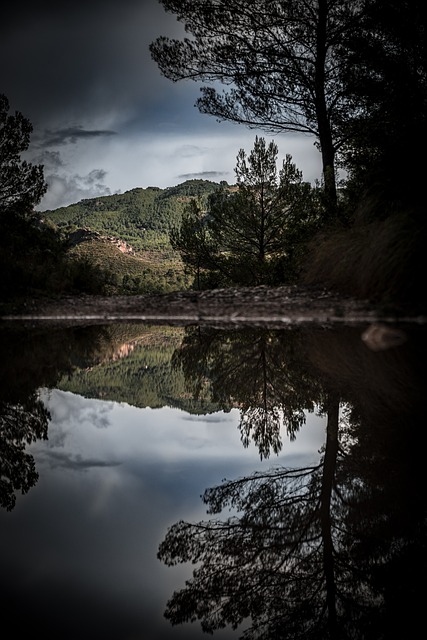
left=0, top=94, right=47, bottom=214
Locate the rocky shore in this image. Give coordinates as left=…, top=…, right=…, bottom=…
left=1, top=285, right=423, bottom=328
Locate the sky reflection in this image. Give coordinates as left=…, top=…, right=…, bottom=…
left=0, top=388, right=325, bottom=639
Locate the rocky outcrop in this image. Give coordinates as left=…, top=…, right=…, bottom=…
left=105, top=236, right=134, bottom=255
left=67, top=227, right=135, bottom=255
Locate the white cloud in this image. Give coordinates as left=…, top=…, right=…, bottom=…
left=38, top=389, right=325, bottom=470
left=34, top=123, right=322, bottom=210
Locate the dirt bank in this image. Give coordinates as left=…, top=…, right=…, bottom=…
left=1, top=285, right=423, bottom=328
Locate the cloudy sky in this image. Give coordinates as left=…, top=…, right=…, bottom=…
left=1, top=0, right=322, bottom=211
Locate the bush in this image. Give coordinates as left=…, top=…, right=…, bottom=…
left=300, top=211, right=426, bottom=313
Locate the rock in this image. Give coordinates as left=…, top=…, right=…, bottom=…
left=361, top=323, right=407, bottom=351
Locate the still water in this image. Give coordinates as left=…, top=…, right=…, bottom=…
left=0, top=320, right=426, bottom=640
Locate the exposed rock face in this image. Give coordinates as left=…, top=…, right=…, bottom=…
left=105, top=236, right=134, bottom=255
left=67, top=228, right=135, bottom=255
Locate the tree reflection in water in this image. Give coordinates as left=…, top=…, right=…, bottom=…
left=1, top=321, right=426, bottom=638
left=0, top=324, right=133, bottom=510
left=0, top=394, right=49, bottom=511
left=172, top=328, right=323, bottom=459
left=160, top=325, right=427, bottom=639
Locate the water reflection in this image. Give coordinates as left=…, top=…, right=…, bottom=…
left=0, top=321, right=425, bottom=639
left=160, top=324, right=427, bottom=638
left=0, top=324, right=139, bottom=510
left=173, top=328, right=321, bottom=458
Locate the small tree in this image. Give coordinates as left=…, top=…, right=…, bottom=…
left=170, top=199, right=220, bottom=289
left=171, top=137, right=322, bottom=288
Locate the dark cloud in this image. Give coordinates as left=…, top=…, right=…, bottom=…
left=41, top=450, right=122, bottom=471
left=84, top=169, right=109, bottom=185
left=34, top=149, right=64, bottom=169
left=39, top=127, right=117, bottom=148
left=26, top=145, right=114, bottom=208
left=1, top=0, right=187, bottom=131
left=41, top=171, right=113, bottom=210
left=182, top=413, right=236, bottom=423
left=178, top=170, right=228, bottom=180
left=11, top=3, right=195, bottom=138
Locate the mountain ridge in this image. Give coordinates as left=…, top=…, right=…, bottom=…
left=42, top=179, right=227, bottom=294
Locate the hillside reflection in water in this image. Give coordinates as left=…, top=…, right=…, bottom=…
left=0, top=321, right=426, bottom=640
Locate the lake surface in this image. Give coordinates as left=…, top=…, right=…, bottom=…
left=0, top=320, right=426, bottom=639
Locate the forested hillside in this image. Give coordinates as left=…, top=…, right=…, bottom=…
left=43, top=179, right=223, bottom=294
left=56, top=323, right=227, bottom=414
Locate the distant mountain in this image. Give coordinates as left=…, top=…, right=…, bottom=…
left=43, top=179, right=225, bottom=294
left=44, top=179, right=223, bottom=252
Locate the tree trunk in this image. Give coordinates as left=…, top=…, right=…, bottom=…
left=320, top=392, right=340, bottom=637
left=315, top=0, right=338, bottom=217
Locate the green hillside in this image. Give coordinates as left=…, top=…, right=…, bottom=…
left=56, top=324, right=226, bottom=414
left=43, top=179, right=223, bottom=294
